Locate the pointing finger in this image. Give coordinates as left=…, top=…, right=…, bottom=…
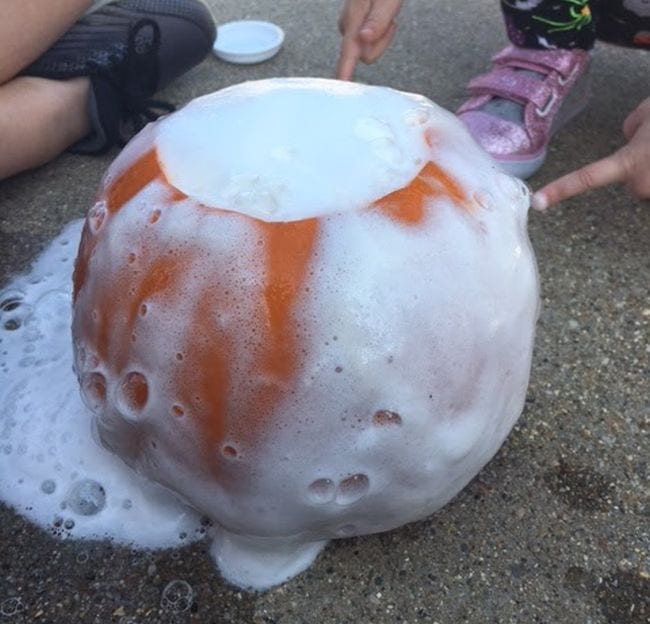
left=531, top=149, right=630, bottom=210
left=337, top=37, right=361, bottom=80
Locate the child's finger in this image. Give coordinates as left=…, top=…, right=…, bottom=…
left=337, top=38, right=361, bottom=80
left=359, top=20, right=397, bottom=63
left=337, top=0, right=371, bottom=80
left=339, top=0, right=370, bottom=35
left=622, top=98, right=650, bottom=141
left=531, top=150, right=629, bottom=211
left=359, top=0, right=402, bottom=42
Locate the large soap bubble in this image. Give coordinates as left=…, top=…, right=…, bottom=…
left=71, top=78, right=539, bottom=589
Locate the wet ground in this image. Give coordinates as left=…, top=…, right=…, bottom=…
left=0, top=1, right=648, bottom=623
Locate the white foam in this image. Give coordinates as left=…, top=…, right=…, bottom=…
left=1, top=79, right=539, bottom=590
left=155, top=78, right=435, bottom=220
left=0, top=221, right=202, bottom=547
left=209, top=532, right=328, bottom=591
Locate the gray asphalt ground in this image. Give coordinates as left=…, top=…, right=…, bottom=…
left=1, top=1, right=648, bottom=623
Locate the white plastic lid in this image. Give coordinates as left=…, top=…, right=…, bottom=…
left=213, top=20, right=285, bottom=64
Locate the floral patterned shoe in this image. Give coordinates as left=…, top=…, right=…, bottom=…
left=456, top=45, right=591, bottom=179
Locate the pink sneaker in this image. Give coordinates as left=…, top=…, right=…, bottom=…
left=457, top=45, right=591, bottom=179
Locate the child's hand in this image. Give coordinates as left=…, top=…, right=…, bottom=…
left=336, top=0, right=403, bottom=80
left=532, top=97, right=650, bottom=211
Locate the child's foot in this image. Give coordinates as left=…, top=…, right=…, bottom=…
left=456, top=45, right=591, bottom=179
left=21, top=0, right=216, bottom=154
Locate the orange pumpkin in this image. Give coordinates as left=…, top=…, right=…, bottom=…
left=72, top=78, right=539, bottom=589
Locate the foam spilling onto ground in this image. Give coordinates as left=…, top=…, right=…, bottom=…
left=0, top=78, right=539, bottom=590
left=0, top=221, right=203, bottom=547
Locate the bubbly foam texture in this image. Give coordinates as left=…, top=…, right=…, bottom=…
left=155, top=78, right=437, bottom=220
left=2, top=79, right=539, bottom=590
left=0, top=221, right=202, bottom=547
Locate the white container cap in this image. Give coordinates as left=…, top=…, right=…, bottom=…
left=213, top=20, right=285, bottom=64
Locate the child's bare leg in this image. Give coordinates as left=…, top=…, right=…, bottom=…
left=0, top=76, right=90, bottom=180
left=0, top=0, right=93, bottom=84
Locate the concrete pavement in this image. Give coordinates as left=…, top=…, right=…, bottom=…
left=0, top=1, right=648, bottom=622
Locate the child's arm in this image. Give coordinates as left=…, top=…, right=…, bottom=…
left=532, top=97, right=650, bottom=210
left=337, top=0, right=403, bottom=80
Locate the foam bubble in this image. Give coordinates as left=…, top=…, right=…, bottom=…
left=221, top=445, right=239, bottom=459
left=335, top=474, right=370, bottom=505
left=307, top=478, right=336, bottom=504
left=0, top=597, right=25, bottom=617
left=81, top=372, right=107, bottom=412
left=67, top=479, right=106, bottom=516
left=160, top=580, right=194, bottom=613
left=3, top=318, right=21, bottom=331
left=117, top=371, right=149, bottom=418
left=0, top=291, right=24, bottom=313
left=40, top=479, right=56, bottom=494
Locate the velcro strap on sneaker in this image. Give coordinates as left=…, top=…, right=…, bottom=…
left=492, top=45, right=587, bottom=80
left=467, top=69, right=553, bottom=109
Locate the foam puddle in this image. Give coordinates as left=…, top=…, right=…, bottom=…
left=0, top=220, right=202, bottom=547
